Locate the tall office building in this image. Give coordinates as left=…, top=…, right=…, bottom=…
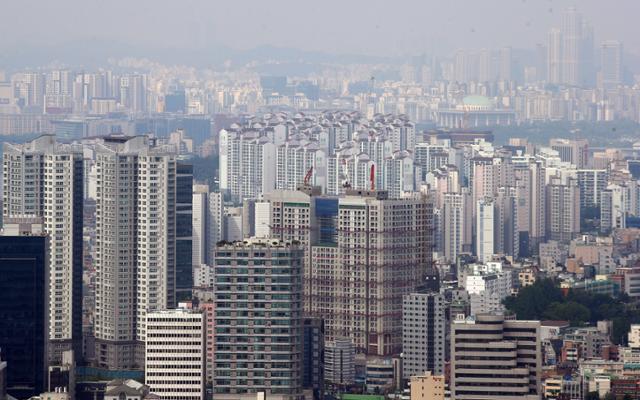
left=175, top=163, right=193, bottom=302
left=451, top=314, right=541, bottom=399
left=476, top=198, right=495, bottom=263
left=546, top=177, right=581, bottom=243
left=213, top=239, right=303, bottom=400
left=561, top=7, right=583, bottom=86
left=547, top=28, right=564, bottom=84
left=2, top=135, right=83, bottom=364
left=302, top=318, right=324, bottom=399
left=402, top=291, right=445, bottom=378
left=309, top=189, right=433, bottom=356
left=499, top=47, right=513, bottom=82
left=145, top=309, right=205, bottom=400
left=0, top=218, right=48, bottom=399
left=600, top=40, right=623, bottom=89
left=94, top=136, right=188, bottom=370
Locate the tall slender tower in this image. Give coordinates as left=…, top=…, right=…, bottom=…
left=2, top=135, right=83, bottom=365
left=547, top=28, right=563, bottom=84
left=94, top=136, right=187, bottom=370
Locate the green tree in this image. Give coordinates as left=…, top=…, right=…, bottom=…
left=503, top=278, right=563, bottom=319
left=543, top=301, right=591, bottom=325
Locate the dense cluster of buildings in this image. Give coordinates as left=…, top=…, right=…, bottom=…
left=0, top=8, right=638, bottom=144
left=0, top=102, right=639, bottom=400
left=0, top=6, right=639, bottom=397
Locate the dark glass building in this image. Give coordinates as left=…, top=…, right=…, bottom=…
left=175, top=162, right=193, bottom=302
left=0, top=234, right=48, bottom=399
left=302, top=318, right=324, bottom=400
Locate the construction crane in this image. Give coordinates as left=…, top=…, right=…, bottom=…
left=370, top=164, right=375, bottom=191
left=341, top=158, right=351, bottom=189
left=303, top=166, right=313, bottom=186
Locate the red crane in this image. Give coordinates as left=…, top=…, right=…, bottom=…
left=303, top=166, right=313, bottom=186
left=370, top=164, right=375, bottom=191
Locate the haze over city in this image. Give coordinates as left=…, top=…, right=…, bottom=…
left=2, top=2, right=640, bottom=400
left=1, top=0, right=640, bottom=65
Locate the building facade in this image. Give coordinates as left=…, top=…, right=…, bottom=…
left=145, top=309, right=205, bottom=400
left=451, top=314, right=541, bottom=399
left=2, top=135, right=83, bottom=364
left=213, top=239, right=303, bottom=400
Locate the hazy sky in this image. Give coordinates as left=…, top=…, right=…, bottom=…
left=2, top=0, right=639, bottom=57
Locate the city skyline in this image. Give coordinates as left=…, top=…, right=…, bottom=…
left=1, top=1, right=639, bottom=68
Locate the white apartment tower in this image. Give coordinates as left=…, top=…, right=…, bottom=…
left=219, top=128, right=276, bottom=203
left=442, top=190, right=472, bottom=263
left=192, top=185, right=223, bottom=268
left=276, top=138, right=327, bottom=191
left=2, top=135, right=83, bottom=364
left=145, top=309, right=205, bottom=400
left=94, top=136, right=184, bottom=370
left=476, top=198, right=495, bottom=263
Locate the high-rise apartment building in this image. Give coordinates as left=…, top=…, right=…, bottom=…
left=213, top=239, right=303, bottom=400
left=219, top=128, right=276, bottom=203
left=192, top=185, right=224, bottom=271
left=0, top=218, right=49, bottom=399
left=309, top=189, right=433, bottom=355
left=145, top=309, right=205, bottom=400
left=383, top=150, right=416, bottom=198
left=94, top=136, right=190, bottom=370
left=546, top=177, right=581, bottom=243
left=451, top=314, right=541, bottom=399
left=402, top=291, right=445, bottom=378
left=442, top=190, right=472, bottom=263
left=2, top=135, right=83, bottom=365
left=276, top=139, right=326, bottom=191
left=577, top=169, right=609, bottom=211
left=263, top=187, right=323, bottom=314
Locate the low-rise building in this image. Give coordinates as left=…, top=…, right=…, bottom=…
left=409, top=372, right=444, bottom=400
